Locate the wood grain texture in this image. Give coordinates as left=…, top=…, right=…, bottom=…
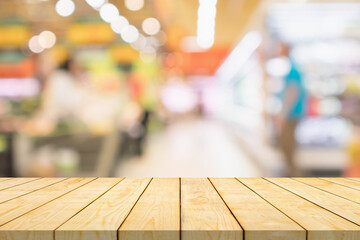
left=0, top=178, right=122, bottom=240
left=181, top=178, right=242, bottom=240
left=0, top=178, right=359, bottom=240
left=210, top=178, right=305, bottom=240
left=323, top=178, right=360, bottom=191
left=0, top=178, right=10, bottom=183
left=0, top=178, right=66, bottom=204
left=0, top=178, right=95, bottom=227
left=267, top=178, right=360, bottom=226
left=119, top=178, right=180, bottom=240
left=239, top=178, right=360, bottom=240
left=56, top=178, right=151, bottom=240
left=0, top=178, right=39, bottom=191
left=295, top=178, right=360, bottom=203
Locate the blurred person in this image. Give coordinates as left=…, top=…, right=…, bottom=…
left=117, top=101, right=143, bottom=160
left=42, top=58, right=81, bottom=121
left=276, top=42, right=307, bottom=176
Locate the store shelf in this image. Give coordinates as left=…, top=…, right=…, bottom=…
left=295, top=147, right=348, bottom=175
left=0, top=178, right=360, bottom=240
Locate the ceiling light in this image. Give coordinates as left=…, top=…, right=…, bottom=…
left=196, top=0, right=217, bottom=49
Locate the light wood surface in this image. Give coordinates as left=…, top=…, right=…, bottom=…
left=181, top=178, right=242, bottom=240
left=119, top=178, right=180, bottom=240
left=294, top=178, right=360, bottom=203
left=323, top=178, right=360, bottom=191
left=210, top=178, right=305, bottom=240
left=267, top=178, right=360, bottom=225
left=0, top=178, right=39, bottom=191
left=0, top=178, right=11, bottom=183
left=0, top=178, right=121, bottom=240
left=0, top=178, right=95, bottom=227
left=0, top=178, right=66, bottom=204
left=239, top=178, right=360, bottom=240
left=0, top=178, right=359, bottom=240
left=57, top=178, right=150, bottom=240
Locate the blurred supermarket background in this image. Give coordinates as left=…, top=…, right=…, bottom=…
left=0, top=0, right=360, bottom=177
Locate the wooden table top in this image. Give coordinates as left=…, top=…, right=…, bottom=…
left=0, top=178, right=359, bottom=240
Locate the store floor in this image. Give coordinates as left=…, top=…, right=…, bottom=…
left=116, top=117, right=262, bottom=177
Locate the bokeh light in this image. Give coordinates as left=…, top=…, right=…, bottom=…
left=85, top=0, right=106, bottom=9
left=121, top=25, right=139, bottom=43
left=55, top=0, right=75, bottom=17
left=99, top=3, right=119, bottom=23
left=125, top=0, right=144, bottom=11
left=131, top=34, right=147, bottom=50
left=142, top=18, right=161, bottom=36
left=110, top=16, right=129, bottom=34
left=28, top=36, right=44, bottom=53
left=38, top=31, right=56, bottom=49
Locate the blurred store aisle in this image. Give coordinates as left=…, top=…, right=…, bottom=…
left=116, top=117, right=262, bottom=177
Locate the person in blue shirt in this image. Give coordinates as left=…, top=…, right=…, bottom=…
left=277, top=43, right=307, bottom=176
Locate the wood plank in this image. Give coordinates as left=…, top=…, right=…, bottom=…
left=322, top=178, right=360, bottom=191
left=181, top=178, right=242, bottom=240
left=56, top=178, right=151, bottom=240
left=119, top=178, right=180, bottom=240
left=0, top=178, right=122, bottom=240
left=294, top=178, right=360, bottom=203
left=351, top=178, right=360, bottom=182
left=0, top=177, right=95, bottom=227
left=0, top=178, right=39, bottom=191
left=239, top=178, right=360, bottom=240
left=210, top=178, right=305, bottom=240
left=267, top=178, right=360, bottom=226
left=0, top=178, right=10, bottom=183
left=0, top=178, right=66, bottom=204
